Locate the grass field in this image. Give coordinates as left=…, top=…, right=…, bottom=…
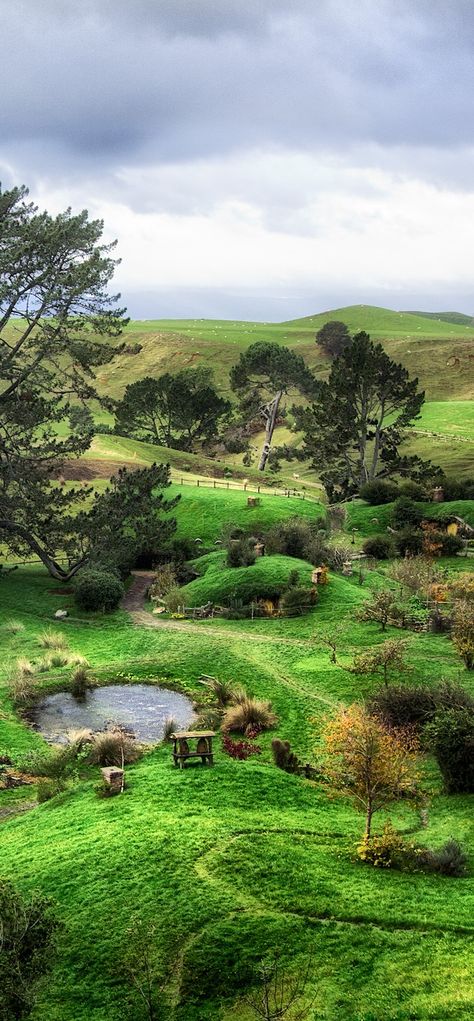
left=95, top=305, right=474, bottom=403
left=1, top=516, right=473, bottom=1020
left=1, top=304, right=473, bottom=1019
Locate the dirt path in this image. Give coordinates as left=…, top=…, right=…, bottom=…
left=121, top=571, right=155, bottom=611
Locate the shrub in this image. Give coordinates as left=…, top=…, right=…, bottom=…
left=359, top=480, right=399, bottom=505
left=362, top=534, right=396, bottom=560
left=287, top=569, right=300, bottom=588
left=87, top=727, right=143, bottom=767
left=226, top=538, right=256, bottom=568
left=16, top=657, right=35, bottom=676
left=164, top=586, right=184, bottom=613
left=37, top=651, right=71, bottom=671
left=9, top=672, right=35, bottom=710
left=367, top=680, right=474, bottom=732
left=221, top=696, right=278, bottom=736
left=222, top=735, right=261, bottom=760
left=38, top=629, right=69, bottom=650
left=199, top=676, right=239, bottom=708
left=417, top=839, right=468, bottom=877
left=439, top=532, right=464, bottom=556
left=265, top=517, right=314, bottom=558
left=327, top=504, right=346, bottom=531
left=149, top=563, right=177, bottom=600
left=391, top=497, right=423, bottom=530
left=398, top=480, right=427, bottom=500
left=452, top=599, right=474, bottom=669
left=357, top=821, right=415, bottom=869
left=271, top=738, right=300, bottom=774
left=162, top=717, right=178, bottom=742
left=73, top=568, right=124, bottom=612
left=37, top=778, right=66, bottom=803
left=20, top=744, right=80, bottom=780
left=395, top=529, right=424, bottom=557
left=425, top=709, right=474, bottom=793
left=280, top=586, right=317, bottom=616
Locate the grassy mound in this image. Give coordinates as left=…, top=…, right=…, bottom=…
left=180, top=552, right=314, bottom=606
left=347, top=498, right=474, bottom=538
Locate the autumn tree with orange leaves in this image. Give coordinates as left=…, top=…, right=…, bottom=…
left=321, top=704, right=421, bottom=838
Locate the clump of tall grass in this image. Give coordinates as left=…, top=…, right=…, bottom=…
left=221, top=696, right=278, bottom=736
left=3, top=619, right=25, bottom=634
left=66, top=728, right=93, bottom=748
left=16, top=657, right=35, bottom=676
left=162, top=716, right=178, bottom=742
left=70, top=666, right=95, bottom=700
left=87, top=726, right=143, bottom=767
left=37, top=651, right=89, bottom=673
left=9, top=673, right=35, bottom=710
left=199, top=675, right=240, bottom=708
left=38, top=629, right=70, bottom=650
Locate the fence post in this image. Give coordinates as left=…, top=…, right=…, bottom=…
left=197, top=479, right=200, bottom=487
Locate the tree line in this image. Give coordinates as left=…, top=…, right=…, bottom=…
left=0, top=184, right=440, bottom=578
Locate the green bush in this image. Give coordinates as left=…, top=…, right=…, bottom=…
left=280, top=586, right=317, bottom=616
left=226, top=538, right=256, bottom=568
left=396, top=529, right=424, bottom=556
left=359, top=480, right=399, bottom=504
left=398, top=480, right=428, bottom=500
left=357, top=822, right=415, bottom=870
left=367, top=681, right=474, bottom=732
left=362, top=534, right=396, bottom=559
left=391, top=497, right=423, bottom=530
left=73, top=568, right=124, bottom=612
left=417, top=839, right=468, bottom=878
left=438, top=532, right=464, bottom=556
left=425, top=709, right=474, bottom=793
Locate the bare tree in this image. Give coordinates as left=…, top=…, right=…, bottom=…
left=244, top=952, right=317, bottom=1021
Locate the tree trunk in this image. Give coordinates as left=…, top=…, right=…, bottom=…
left=365, top=801, right=373, bottom=839
left=258, top=391, right=282, bottom=471
left=0, top=518, right=86, bottom=580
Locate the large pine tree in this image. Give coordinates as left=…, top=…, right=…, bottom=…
left=296, top=331, right=433, bottom=499
left=0, top=185, right=176, bottom=578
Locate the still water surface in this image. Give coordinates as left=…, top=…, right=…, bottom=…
left=33, top=684, right=196, bottom=743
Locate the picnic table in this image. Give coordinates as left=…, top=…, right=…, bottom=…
left=171, top=731, right=216, bottom=769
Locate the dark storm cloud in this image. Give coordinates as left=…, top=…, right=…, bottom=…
left=2, top=0, right=474, bottom=180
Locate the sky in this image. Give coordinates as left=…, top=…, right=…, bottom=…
left=1, top=0, right=474, bottom=320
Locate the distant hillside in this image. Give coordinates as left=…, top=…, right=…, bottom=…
left=96, top=304, right=474, bottom=403
left=404, top=310, right=474, bottom=327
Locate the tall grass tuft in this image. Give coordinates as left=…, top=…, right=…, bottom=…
left=3, top=619, right=25, bottom=634
left=9, top=673, right=35, bottom=710
left=38, top=629, right=70, bottom=650
left=16, top=657, right=35, bottom=676
left=221, top=696, right=278, bottom=735
left=162, top=717, right=178, bottom=742
left=87, top=726, right=143, bottom=767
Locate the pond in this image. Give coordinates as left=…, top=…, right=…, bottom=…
left=32, top=684, right=196, bottom=744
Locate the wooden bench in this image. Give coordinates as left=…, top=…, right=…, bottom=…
left=171, top=731, right=216, bottom=769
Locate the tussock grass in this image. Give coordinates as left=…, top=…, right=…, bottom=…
left=38, top=628, right=70, bottom=650
left=16, top=657, right=35, bottom=676
left=3, top=618, right=25, bottom=634
left=87, top=727, right=143, bottom=767
left=221, top=695, right=278, bottom=735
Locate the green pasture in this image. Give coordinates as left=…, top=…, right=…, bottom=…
left=346, top=498, right=474, bottom=538
left=0, top=552, right=473, bottom=1020
left=94, top=305, right=474, bottom=403
left=414, top=401, right=474, bottom=441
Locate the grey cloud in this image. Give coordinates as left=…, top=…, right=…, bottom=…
left=2, top=0, right=474, bottom=183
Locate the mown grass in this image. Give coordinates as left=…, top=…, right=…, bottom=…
left=347, top=498, right=474, bottom=537
left=0, top=553, right=473, bottom=1020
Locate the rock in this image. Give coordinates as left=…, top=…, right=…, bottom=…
left=54, top=609, right=68, bottom=619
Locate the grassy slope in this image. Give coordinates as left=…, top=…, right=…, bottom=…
left=89, top=305, right=473, bottom=483
left=179, top=552, right=314, bottom=605
left=0, top=555, right=473, bottom=1020
left=96, top=305, right=474, bottom=402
